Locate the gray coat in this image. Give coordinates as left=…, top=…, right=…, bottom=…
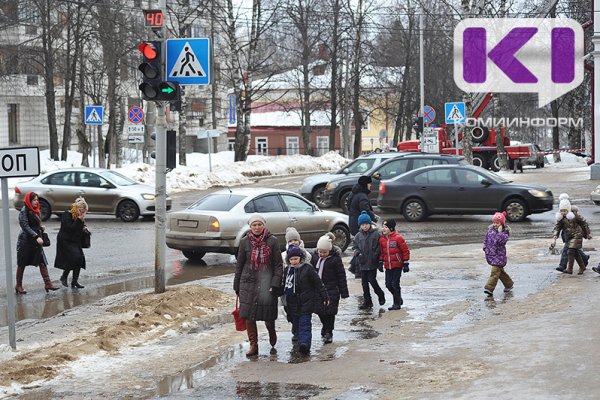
left=352, top=227, right=381, bottom=270
left=233, top=232, right=283, bottom=321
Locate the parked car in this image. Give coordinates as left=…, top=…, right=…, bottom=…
left=326, top=153, right=467, bottom=212
left=300, top=151, right=404, bottom=208
left=377, top=165, right=553, bottom=222
left=591, top=185, right=600, bottom=205
left=520, top=144, right=545, bottom=168
left=166, top=188, right=351, bottom=261
left=13, top=168, right=171, bottom=222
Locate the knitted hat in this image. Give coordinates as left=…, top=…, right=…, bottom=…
left=358, top=210, right=372, bottom=226
left=285, top=227, right=301, bottom=243
left=492, top=211, right=506, bottom=225
left=559, top=199, right=571, bottom=212
left=316, top=234, right=333, bottom=251
left=358, top=175, right=372, bottom=186
left=286, top=245, right=304, bottom=261
left=383, top=219, right=396, bottom=231
left=558, top=193, right=569, bottom=201
left=248, top=213, right=266, bottom=225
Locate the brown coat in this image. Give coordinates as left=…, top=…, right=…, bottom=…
left=233, top=232, right=283, bottom=321
left=554, top=213, right=590, bottom=249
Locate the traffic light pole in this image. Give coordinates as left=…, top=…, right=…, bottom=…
left=154, top=0, right=167, bottom=294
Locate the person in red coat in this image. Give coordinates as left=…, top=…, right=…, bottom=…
left=379, top=219, right=410, bottom=310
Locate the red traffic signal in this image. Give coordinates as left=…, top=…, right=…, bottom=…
left=138, top=42, right=158, bottom=60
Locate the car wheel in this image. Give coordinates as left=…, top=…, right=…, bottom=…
left=39, top=199, right=51, bottom=221
left=504, top=198, right=528, bottom=222
left=489, top=154, right=501, bottom=171
left=402, top=198, right=427, bottom=222
left=312, top=186, right=331, bottom=208
left=182, top=250, right=207, bottom=261
left=117, top=200, right=140, bottom=222
left=339, top=191, right=351, bottom=213
left=472, top=154, right=488, bottom=169
left=330, top=224, right=350, bottom=252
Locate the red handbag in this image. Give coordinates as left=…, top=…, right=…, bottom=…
left=232, top=296, right=246, bottom=331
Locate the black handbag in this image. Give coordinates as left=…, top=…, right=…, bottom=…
left=81, top=227, right=91, bottom=249
left=41, top=232, right=51, bottom=247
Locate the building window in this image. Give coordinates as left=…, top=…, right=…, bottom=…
left=25, top=25, right=37, bottom=35
left=316, top=136, right=329, bottom=156
left=286, top=137, right=299, bottom=155
left=255, top=137, right=268, bottom=156
left=228, top=138, right=235, bottom=151
left=361, top=109, right=370, bottom=131
left=27, top=75, right=38, bottom=85
left=8, top=104, right=19, bottom=144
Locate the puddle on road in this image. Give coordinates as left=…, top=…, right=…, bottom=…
left=0, top=264, right=236, bottom=327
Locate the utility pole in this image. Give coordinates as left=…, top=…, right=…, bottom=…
left=419, top=11, right=425, bottom=140
left=153, top=0, right=167, bottom=293
left=592, top=0, right=600, bottom=179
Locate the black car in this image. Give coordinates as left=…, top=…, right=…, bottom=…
left=326, top=153, right=467, bottom=212
left=377, top=165, right=554, bottom=222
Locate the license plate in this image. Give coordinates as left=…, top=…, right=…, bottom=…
left=177, top=220, right=198, bottom=228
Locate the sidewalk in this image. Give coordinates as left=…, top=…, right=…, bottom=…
left=1, top=238, right=599, bottom=399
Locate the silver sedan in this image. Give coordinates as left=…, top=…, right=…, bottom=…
left=166, top=187, right=351, bottom=260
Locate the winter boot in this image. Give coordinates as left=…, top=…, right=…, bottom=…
left=15, top=265, right=27, bottom=294
left=245, top=321, right=259, bottom=357
left=323, top=331, right=333, bottom=344
left=388, top=294, right=401, bottom=310
left=71, top=268, right=85, bottom=289
left=377, top=292, right=386, bottom=306
left=359, top=297, right=373, bottom=310
left=39, top=264, right=59, bottom=292
left=60, top=270, right=69, bottom=287
left=265, top=320, right=277, bottom=347
left=564, top=255, right=574, bottom=274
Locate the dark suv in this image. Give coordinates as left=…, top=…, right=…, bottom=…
left=326, top=153, right=467, bottom=212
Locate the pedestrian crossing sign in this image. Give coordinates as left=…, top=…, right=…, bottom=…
left=166, top=38, right=210, bottom=85
left=85, top=106, right=104, bottom=125
left=444, top=102, right=466, bottom=124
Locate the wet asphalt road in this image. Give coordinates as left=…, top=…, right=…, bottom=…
left=1, top=166, right=599, bottom=326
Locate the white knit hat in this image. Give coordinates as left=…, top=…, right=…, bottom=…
left=558, top=193, right=569, bottom=201
left=248, top=213, right=266, bottom=225
left=285, top=227, right=301, bottom=243
left=559, top=199, right=571, bottom=212
left=316, top=234, right=333, bottom=251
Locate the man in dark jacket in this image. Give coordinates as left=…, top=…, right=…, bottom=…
left=348, top=175, right=378, bottom=236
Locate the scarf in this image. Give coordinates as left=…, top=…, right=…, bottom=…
left=24, top=192, right=41, bottom=221
left=248, top=228, right=272, bottom=270
left=316, top=256, right=329, bottom=279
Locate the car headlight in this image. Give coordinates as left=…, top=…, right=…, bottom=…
left=528, top=189, right=547, bottom=198
left=592, top=188, right=600, bottom=195
left=142, top=193, right=155, bottom=200
left=326, top=182, right=338, bottom=191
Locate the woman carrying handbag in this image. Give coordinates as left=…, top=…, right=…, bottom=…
left=15, top=192, right=60, bottom=294
left=54, top=197, right=89, bottom=289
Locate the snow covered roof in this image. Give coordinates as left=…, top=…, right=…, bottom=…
left=228, top=110, right=332, bottom=128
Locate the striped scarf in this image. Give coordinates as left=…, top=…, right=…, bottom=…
left=248, top=228, right=272, bottom=270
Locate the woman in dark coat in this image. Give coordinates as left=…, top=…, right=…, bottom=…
left=233, top=213, right=283, bottom=357
left=54, top=197, right=89, bottom=288
left=15, top=192, right=59, bottom=294
left=310, top=233, right=349, bottom=344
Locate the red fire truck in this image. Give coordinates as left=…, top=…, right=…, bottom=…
left=397, top=93, right=538, bottom=171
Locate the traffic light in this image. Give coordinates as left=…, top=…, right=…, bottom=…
left=138, top=41, right=162, bottom=100
left=149, top=130, right=177, bottom=170
left=166, top=129, right=176, bottom=170
left=413, top=117, right=423, bottom=134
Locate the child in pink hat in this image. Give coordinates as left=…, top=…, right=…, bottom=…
left=483, top=211, right=513, bottom=297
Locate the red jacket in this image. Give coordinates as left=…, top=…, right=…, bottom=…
left=379, top=231, right=410, bottom=270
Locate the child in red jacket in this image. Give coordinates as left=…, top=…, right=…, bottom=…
left=379, top=219, right=410, bottom=310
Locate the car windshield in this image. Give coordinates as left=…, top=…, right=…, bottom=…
left=188, top=194, right=246, bottom=211
left=99, top=170, right=137, bottom=186
left=476, top=168, right=511, bottom=183
left=337, top=158, right=376, bottom=174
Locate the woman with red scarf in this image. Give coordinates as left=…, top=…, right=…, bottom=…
left=233, top=213, right=283, bottom=357
left=15, top=192, right=59, bottom=294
